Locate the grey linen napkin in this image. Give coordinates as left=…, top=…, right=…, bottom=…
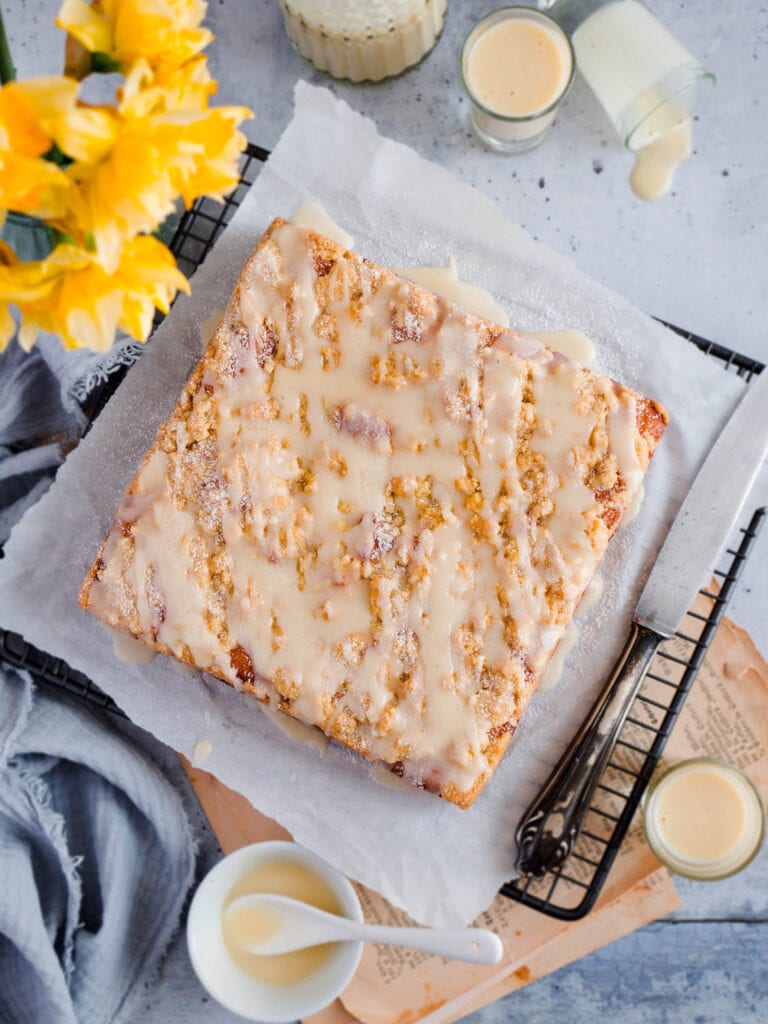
left=0, top=335, right=142, bottom=546
left=0, top=332, right=196, bottom=1023
left=0, top=667, right=196, bottom=1024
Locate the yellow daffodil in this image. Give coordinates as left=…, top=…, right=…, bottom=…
left=57, top=60, right=250, bottom=270
left=0, top=86, right=51, bottom=155
left=0, top=83, right=71, bottom=219
left=117, top=61, right=250, bottom=206
left=62, top=121, right=180, bottom=272
left=2, top=0, right=252, bottom=355
left=167, top=107, right=250, bottom=207
left=57, top=0, right=213, bottom=77
left=0, top=235, right=189, bottom=352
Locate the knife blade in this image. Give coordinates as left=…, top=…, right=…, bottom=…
left=516, top=366, right=768, bottom=878
left=636, top=365, right=768, bottom=637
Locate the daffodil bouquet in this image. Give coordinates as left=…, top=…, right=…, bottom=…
left=0, top=0, right=251, bottom=352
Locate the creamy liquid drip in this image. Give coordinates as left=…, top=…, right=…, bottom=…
left=511, top=322, right=635, bottom=694
left=192, top=737, right=213, bottom=763
left=292, top=201, right=508, bottom=326
left=200, top=308, right=226, bottom=346
left=529, top=322, right=637, bottom=694
left=293, top=201, right=354, bottom=250
left=538, top=563, right=604, bottom=692
left=623, top=483, right=645, bottom=525
left=393, top=259, right=509, bottom=327
left=466, top=17, right=571, bottom=117
left=538, top=621, right=578, bottom=693
left=370, top=762, right=418, bottom=792
left=578, top=571, right=604, bottom=615
left=294, top=208, right=593, bottom=368
left=91, top=220, right=646, bottom=797
left=630, top=118, right=692, bottom=201
left=103, top=624, right=156, bottom=664
left=532, top=329, right=595, bottom=366
left=222, top=860, right=341, bottom=985
left=260, top=704, right=330, bottom=756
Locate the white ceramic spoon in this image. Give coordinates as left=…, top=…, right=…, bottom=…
left=225, top=894, right=503, bottom=965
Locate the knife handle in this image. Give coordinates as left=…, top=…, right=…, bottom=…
left=515, top=622, right=665, bottom=878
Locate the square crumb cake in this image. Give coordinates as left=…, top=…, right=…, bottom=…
left=80, top=218, right=667, bottom=808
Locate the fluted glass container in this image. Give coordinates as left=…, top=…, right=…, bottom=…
left=278, top=0, right=447, bottom=83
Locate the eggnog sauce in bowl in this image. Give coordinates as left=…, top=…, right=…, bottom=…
left=223, top=860, right=341, bottom=985
left=187, top=840, right=363, bottom=1021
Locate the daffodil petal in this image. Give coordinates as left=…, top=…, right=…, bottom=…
left=17, top=318, right=40, bottom=353
left=64, top=287, right=123, bottom=351
left=0, top=239, right=17, bottom=266
left=63, top=119, right=181, bottom=268
left=0, top=259, right=60, bottom=303
left=0, top=301, right=16, bottom=349
left=0, top=150, right=70, bottom=218
left=56, top=0, right=112, bottom=55
left=58, top=105, right=117, bottom=163
left=14, top=76, right=79, bottom=126
left=13, top=77, right=117, bottom=164
left=0, top=84, right=52, bottom=157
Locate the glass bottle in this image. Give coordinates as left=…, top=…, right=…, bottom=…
left=551, top=0, right=713, bottom=151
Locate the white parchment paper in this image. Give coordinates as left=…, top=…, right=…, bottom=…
left=0, top=84, right=747, bottom=926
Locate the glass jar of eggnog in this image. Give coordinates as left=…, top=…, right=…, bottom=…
left=643, top=758, right=765, bottom=881
left=277, top=0, right=447, bottom=83
left=552, top=0, right=712, bottom=146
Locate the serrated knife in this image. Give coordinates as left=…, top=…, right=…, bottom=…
left=516, top=366, right=768, bottom=878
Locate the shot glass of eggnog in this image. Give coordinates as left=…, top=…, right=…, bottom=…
left=459, top=8, right=575, bottom=154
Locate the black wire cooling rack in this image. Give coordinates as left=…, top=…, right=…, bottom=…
left=1, top=142, right=765, bottom=920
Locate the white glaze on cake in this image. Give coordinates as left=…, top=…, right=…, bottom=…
left=81, top=219, right=666, bottom=806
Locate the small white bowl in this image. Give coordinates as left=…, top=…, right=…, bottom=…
left=187, top=840, right=363, bottom=1022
